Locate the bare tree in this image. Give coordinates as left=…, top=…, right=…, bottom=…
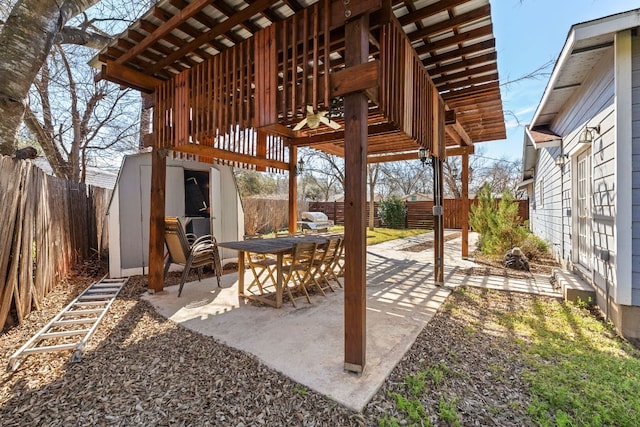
left=304, top=171, right=340, bottom=201
left=24, top=44, right=139, bottom=181
left=443, top=158, right=462, bottom=198
left=367, top=164, right=379, bottom=230
left=0, top=0, right=150, bottom=172
left=305, top=150, right=345, bottom=191
left=0, top=0, right=105, bottom=155
left=378, top=160, right=432, bottom=197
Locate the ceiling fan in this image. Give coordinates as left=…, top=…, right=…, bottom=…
left=293, top=105, right=341, bottom=131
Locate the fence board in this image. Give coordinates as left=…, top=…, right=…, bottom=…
left=0, top=156, right=111, bottom=331
left=309, top=199, right=529, bottom=230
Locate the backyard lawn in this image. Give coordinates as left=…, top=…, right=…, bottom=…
left=369, top=287, right=640, bottom=427
left=264, top=226, right=427, bottom=245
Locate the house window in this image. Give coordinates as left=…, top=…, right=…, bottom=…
left=539, top=178, right=545, bottom=208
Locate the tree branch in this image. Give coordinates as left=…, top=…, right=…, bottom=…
left=54, top=26, right=111, bottom=49
left=23, top=104, right=69, bottom=178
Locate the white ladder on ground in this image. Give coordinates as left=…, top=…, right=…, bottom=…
left=7, top=276, right=128, bottom=372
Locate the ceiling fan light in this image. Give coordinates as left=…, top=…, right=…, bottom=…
left=307, top=116, right=320, bottom=129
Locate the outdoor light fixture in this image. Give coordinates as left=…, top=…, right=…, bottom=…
left=449, top=162, right=459, bottom=179
left=294, top=158, right=305, bottom=176
left=578, top=125, right=600, bottom=144
left=555, top=154, right=568, bottom=167
left=418, top=147, right=430, bottom=166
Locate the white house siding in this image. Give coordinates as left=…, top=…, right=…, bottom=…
left=533, top=48, right=616, bottom=298
left=632, top=32, right=640, bottom=306
left=529, top=146, right=563, bottom=253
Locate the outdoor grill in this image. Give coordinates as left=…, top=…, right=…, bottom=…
left=300, top=211, right=334, bottom=231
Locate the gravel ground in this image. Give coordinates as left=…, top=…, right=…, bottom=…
left=1, top=265, right=546, bottom=426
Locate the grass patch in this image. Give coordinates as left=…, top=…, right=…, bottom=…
left=328, top=225, right=427, bottom=245
left=500, top=298, right=640, bottom=426
left=293, top=385, right=308, bottom=396
left=387, top=392, right=430, bottom=426
left=264, top=225, right=426, bottom=245
left=382, top=363, right=463, bottom=426
left=437, top=397, right=461, bottom=426
left=424, top=360, right=456, bottom=387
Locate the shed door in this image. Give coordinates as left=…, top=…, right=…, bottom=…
left=139, top=165, right=185, bottom=268
left=576, top=150, right=591, bottom=269
left=210, top=167, right=222, bottom=240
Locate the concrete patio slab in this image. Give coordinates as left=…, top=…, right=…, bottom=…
left=142, top=231, right=560, bottom=412
left=143, top=248, right=451, bottom=412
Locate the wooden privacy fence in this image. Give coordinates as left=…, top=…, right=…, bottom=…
left=309, top=199, right=529, bottom=230
left=0, top=156, right=111, bottom=331
left=243, top=198, right=291, bottom=235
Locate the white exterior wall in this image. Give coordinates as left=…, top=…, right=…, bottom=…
left=529, top=47, right=617, bottom=299
left=631, top=31, right=640, bottom=305
left=530, top=31, right=640, bottom=307
left=531, top=47, right=615, bottom=279
left=528, top=145, right=563, bottom=252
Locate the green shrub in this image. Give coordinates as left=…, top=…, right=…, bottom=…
left=378, top=196, right=406, bottom=229
left=469, top=186, right=545, bottom=257
left=519, top=233, right=549, bottom=261
left=469, top=184, right=494, bottom=249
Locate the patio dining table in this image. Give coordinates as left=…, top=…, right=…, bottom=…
left=218, top=234, right=339, bottom=308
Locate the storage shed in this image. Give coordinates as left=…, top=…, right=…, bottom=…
left=107, top=151, right=244, bottom=278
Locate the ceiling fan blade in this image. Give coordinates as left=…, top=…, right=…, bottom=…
left=293, top=118, right=307, bottom=131
left=306, top=105, right=314, bottom=114
left=320, top=116, right=341, bottom=130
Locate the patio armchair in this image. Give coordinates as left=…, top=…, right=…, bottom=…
left=163, top=216, right=222, bottom=297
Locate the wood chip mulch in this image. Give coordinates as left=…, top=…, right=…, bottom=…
left=462, top=251, right=560, bottom=279
left=1, top=265, right=545, bottom=426
left=401, top=232, right=462, bottom=252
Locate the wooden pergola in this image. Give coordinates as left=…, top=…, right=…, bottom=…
left=95, top=0, right=505, bottom=373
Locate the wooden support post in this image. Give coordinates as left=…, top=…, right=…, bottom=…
left=148, top=148, right=167, bottom=293
left=433, top=157, right=444, bottom=285
left=343, top=14, right=369, bottom=374
left=461, top=152, right=469, bottom=258
left=256, top=131, right=267, bottom=172
left=288, top=145, right=298, bottom=234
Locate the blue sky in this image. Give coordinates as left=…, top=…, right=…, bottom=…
left=486, top=0, right=639, bottom=161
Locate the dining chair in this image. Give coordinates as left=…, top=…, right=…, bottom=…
left=320, top=237, right=343, bottom=289
left=309, top=237, right=341, bottom=293
left=281, top=241, right=317, bottom=306
left=245, top=252, right=277, bottom=295
left=163, top=216, right=222, bottom=297
left=331, top=237, right=345, bottom=285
